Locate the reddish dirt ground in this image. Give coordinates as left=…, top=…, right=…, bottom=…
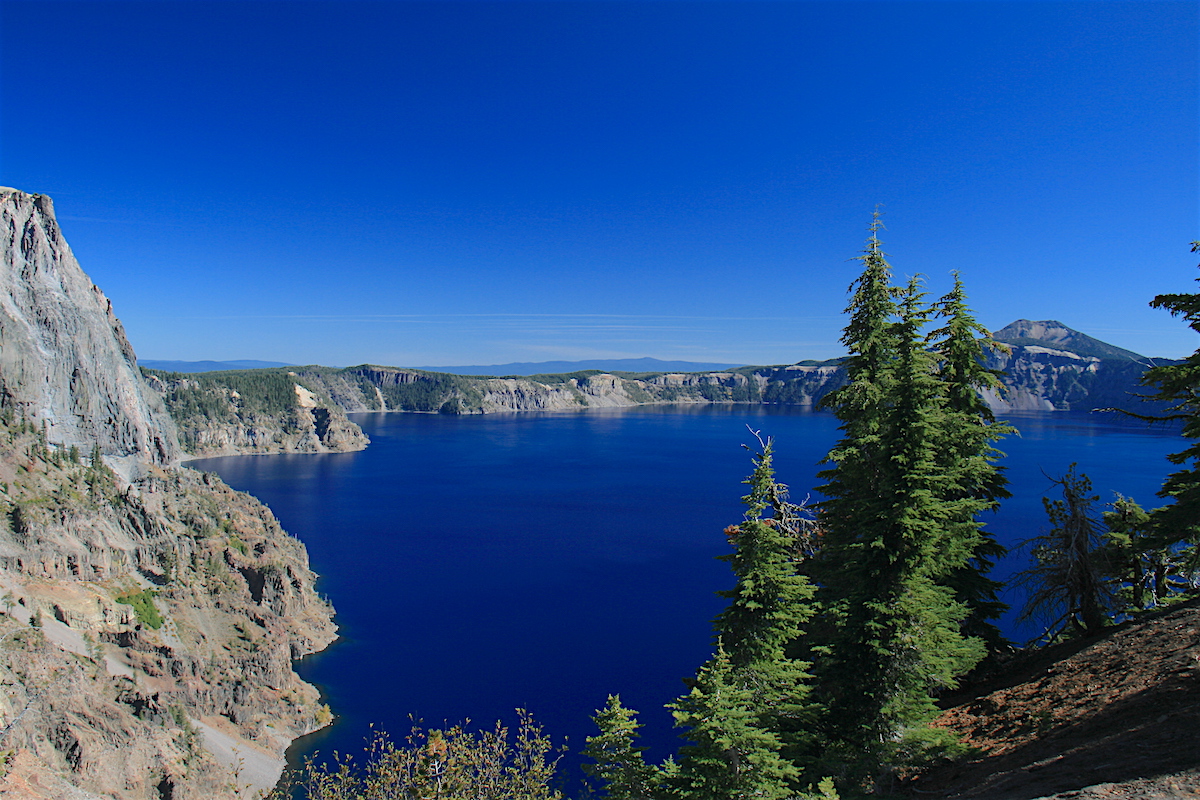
left=909, top=597, right=1200, bottom=800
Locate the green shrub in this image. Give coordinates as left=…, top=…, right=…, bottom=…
left=116, top=589, right=163, bottom=629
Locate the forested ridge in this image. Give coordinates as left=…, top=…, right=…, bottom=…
left=276, top=235, right=1200, bottom=799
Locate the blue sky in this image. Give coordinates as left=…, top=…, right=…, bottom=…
left=2, top=0, right=1196, bottom=367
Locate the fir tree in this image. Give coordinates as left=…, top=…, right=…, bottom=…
left=1137, top=241, right=1200, bottom=573
left=714, top=437, right=820, bottom=766
left=583, top=695, right=663, bottom=800
left=929, top=273, right=1015, bottom=650
left=870, top=279, right=983, bottom=751
left=811, top=217, right=901, bottom=763
left=586, top=439, right=820, bottom=799
left=669, top=643, right=798, bottom=800
left=672, top=438, right=820, bottom=797
left=815, top=235, right=986, bottom=782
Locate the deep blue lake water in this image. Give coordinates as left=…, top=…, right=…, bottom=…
left=189, top=405, right=1184, bottom=787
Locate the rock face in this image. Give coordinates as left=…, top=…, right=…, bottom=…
left=261, top=339, right=1151, bottom=419
left=993, top=319, right=1148, bottom=363
left=0, top=441, right=337, bottom=799
left=253, top=363, right=850, bottom=416
left=144, top=371, right=369, bottom=458
left=0, top=188, right=179, bottom=469
left=0, top=189, right=337, bottom=799
left=981, top=345, right=1159, bottom=413
left=984, top=320, right=1171, bottom=414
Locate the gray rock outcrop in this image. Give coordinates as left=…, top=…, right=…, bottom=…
left=0, top=189, right=337, bottom=799
left=993, top=319, right=1149, bottom=363
left=0, top=188, right=179, bottom=467
left=144, top=371, right=370, bottom=458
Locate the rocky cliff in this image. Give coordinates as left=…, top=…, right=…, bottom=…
left=227, top=362, right=849, bottom=417
left=0, top=189, right=337, bottom=799
left=0, top=189, right=179, bottom=472
left=225, top=336, right=1151, bottom=420
left=144, top=369, right=368, bottom=458
left=981, top=344, right=1159, bottom=413
left=981, top=320, right=1171, bottom=413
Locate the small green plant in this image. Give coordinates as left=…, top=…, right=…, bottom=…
left=116, top=589, right=164, bottom=629
left=81, top=631, right=104, bottom=663
left=169, top=705, right=188, bottom=728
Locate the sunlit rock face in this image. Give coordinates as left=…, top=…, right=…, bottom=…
left=0, top=189, right=336, bottom=799
left=0, top=187, right=179, bottom=468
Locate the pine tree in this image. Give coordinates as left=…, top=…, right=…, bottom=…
left=583, top=695, right=663, bottom=800
left=1138, top=241, right=1200, bottom=573
left=671, top=439, right=820, bottom=797
left=929, top=273, right=1015, bottom=650
left=814, top=234, right=986, bottom=781
left=1017, top=465, right=1114, bottom=639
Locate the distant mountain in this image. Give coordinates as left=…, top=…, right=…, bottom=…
left=992, top=320, right=1148, bottom=362
left=417, top=356, right=745, bottom=376
left=140, top=359, right=294, bottom=373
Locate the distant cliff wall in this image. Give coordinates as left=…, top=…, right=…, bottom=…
left=983, top=345, right=1165, bottom=414
left=266, top=362, right=848, bottom=416
left=264, top=351, right=1151, bottom=418
left=145, top=370, right=369, bottom=458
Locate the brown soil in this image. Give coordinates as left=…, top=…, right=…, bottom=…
left=910, top=597, right=1200, bottom=800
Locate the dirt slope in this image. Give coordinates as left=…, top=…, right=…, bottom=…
left=913, top=598, right=1200, bottom=800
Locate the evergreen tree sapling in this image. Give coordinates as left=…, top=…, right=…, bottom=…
left=1099, top=496, right=1192, bottom=612
left=671, top=437, right=820, bottom=798
left=1102, top=496, right=1155, bottom=612
left=669, top=642, right=799, bottom=800
left=583, top=695, right=663, bottom=800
